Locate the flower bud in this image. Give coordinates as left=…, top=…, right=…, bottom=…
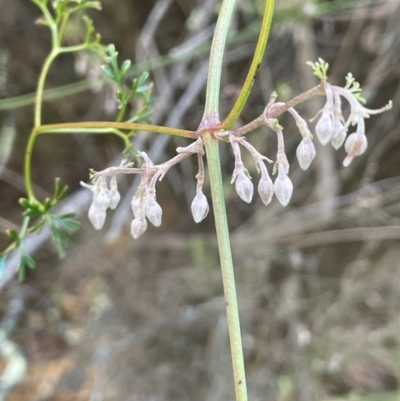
left=131, top=192, right=144, bottom=217
left=315, top=110, right=334, bottom=145
left=235, top=170, right=254, bottom=204
left=88, top=203, right=107, bottom=230
left=330, top=119, right=347, bottom=150
left=191, top=189, right=209, bottom=223
left=343, top=133, right=367, bottom=167
left=258, top=163, right=274, bottom=206
left=94, top=177, right=111, bottom=211
left=109, top=175, right=121, bottom=210
left=296, top=137, right=316, bottom=170
left=131, top=216, right=148, bottom=239
left=274, top=165, right=293, bottom=207
left=145, top=197, right=163, bottom=227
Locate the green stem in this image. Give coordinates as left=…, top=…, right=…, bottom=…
left=202, top=1, right=248, bottom=401
left=204, top=133, right=247, bottom=401
left=36, top=121, right=197, bottom=138
left=34, top=49, right=59, bottom=127
left=202, top=0, right=238, bottom=122
left=223, top=0, right=275, bottom=129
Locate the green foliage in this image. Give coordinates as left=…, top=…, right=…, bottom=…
left=306, top=58, right=329, bottom=82
left=0, top=0, right=155, bottom=281
left=345, top=72, right=366, bottom=104
left=32, top=0, right=103, bottom=53
left=1, top=178, right=79, bottom=280
left=102, top=45, right=154, bottom=124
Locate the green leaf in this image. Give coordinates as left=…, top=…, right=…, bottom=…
left=120, top=60, right=132, bottom=77
left=135, top=85, right=150, bottom=94
left=45, top=213, right=80, bottom=258
left=28, top=217, right=46, bottom=234
left=18, top=253, right=37, bottom=281
left=19, top=198, right=31, bottom=209
left=101, top=65, right=115, bottom=80
left=54, top=178, right=69, bottom=201
left=22, top=254, right=36, bottom=269
left=7, top=229, right=20, bottom=243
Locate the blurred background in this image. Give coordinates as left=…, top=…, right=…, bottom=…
left=1, top=0, right=400, bottom=400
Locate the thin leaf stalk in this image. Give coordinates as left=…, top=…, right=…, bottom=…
left=202, top=0, right=238, bottom=122
left=223, top=0, right=276, bottom=129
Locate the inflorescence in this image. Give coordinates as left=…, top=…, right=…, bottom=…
left=82, top=59, right=392, bottom=239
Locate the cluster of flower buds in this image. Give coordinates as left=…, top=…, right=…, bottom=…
left=221, top=66, right=391, bottom=209
left=81, top=174, right=121, bottom=230
left=83, top=139, right=207, bottom=238
left=128, top=151, right=174, bottom=239
left=311, top=72, right=391, bottom=167
left=82, top=60, right=391, bottom=239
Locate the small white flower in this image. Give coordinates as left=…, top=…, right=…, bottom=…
left=109, top=175, right=121, bottom=209
left=315, top=110, right=334, bottom=145
left=343, top=132, right=367, bottom=167
left=296, top=137, right=316, bottom=170
left=131, top=216, right=148, bottom=239
left=330, top=118, right=347, bottom=150
left=191, top=189, right=209, bottom=223
left=274, top=164, right=293, bottom=207
left=88, top=203, right=107, bottom=230
left=234, top=169, right=254, bottom=204
left=257, top=162, right=274, bottom=206
left=94, top=177, right=111, bottom=211
left=145, top=197, right=163, bottom=227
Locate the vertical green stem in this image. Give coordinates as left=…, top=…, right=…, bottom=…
left=34, top=49, right=59, bottom=127
left=204, top=133, right=247, bottom=401
left=202, top=0, right=238, bottom=121
left=24, top=129, right=39, bottom=203
left=202, top=1, right=248, bottom=400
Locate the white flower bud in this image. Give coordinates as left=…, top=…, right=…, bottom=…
left=296, top=137, right=316, bottom=170
left=88, top=203, right=107, bottom=230
left=235, top=170, right=254, bottom=204
left=315, top=110, right=334, bottom=145
left=330, top=119, right=347, bottom=150
left=258, top=163, right=274, bottom=206
left=343, top=133, right=368, bottom=167
left=94, top=177, right=111, bottom=211
left=145, top=197, right=162, bottom=227
left=191, top=189, right=209, bottom=223
left=131, top=192, right=144, bottom=217
left=131, top=216, right=148, bottom=239
left=274, top=165, right=293, bottom=207
left=109, top=175, right=120, bottom=210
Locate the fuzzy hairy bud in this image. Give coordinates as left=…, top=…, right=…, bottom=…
left=330, top=119, right=347, bottom=150
left=343, top=133, right=367, bottom=167
left=145, top=197, right=163, bottom=227
left=274, top=165, right=293, bottom=207
left=93, top=177, right=111, bottom=211
left=315, top=110, right=334, bottom=146
left=131, top=191, right=145, bottom=217
left=235, top=170, right=254, bottom=204
left=109, top=175, right=121, bottom=210
left=88, top=203, right=107, bottom=230
left=191, top=189, right=209, bottom=223
left=296, top=137, right=316, bottom=170
left=258, top=163, right=274, bottom=206
left=131, top=216, right=148, bottom=239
